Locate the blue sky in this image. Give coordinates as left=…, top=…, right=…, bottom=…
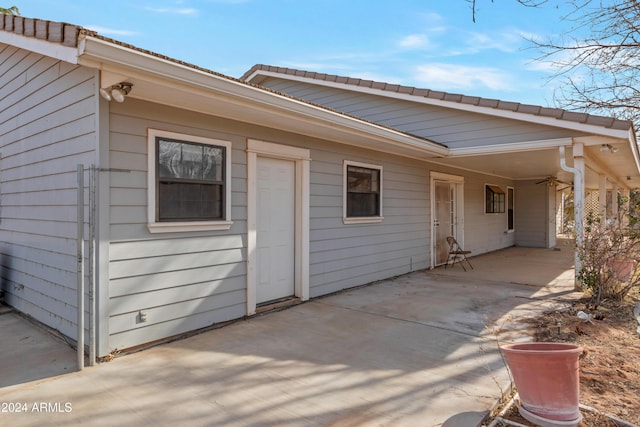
left=16, top=0, right=579, bottom=107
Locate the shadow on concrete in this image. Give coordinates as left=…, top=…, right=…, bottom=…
left=442, top=411, right=491, bottom=426
left=0, top=306, right=77, bottom=388
left=0, top=243, right=578, bottom=426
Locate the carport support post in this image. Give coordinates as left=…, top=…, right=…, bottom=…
left=599, top=174, right=607, bottom=219
left=612, top=182, right=619, bottom=219
left=574, top=144, right=585, bottom=275
left=560, top=144, right=584, bottom=288
left=77, top=165, right=85, bottom=371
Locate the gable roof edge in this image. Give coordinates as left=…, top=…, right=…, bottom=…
left=0, top=19, right=80, bottom=63
left=1, top=15, right=450, bottom=158
left=75, top=36, right=449, bottom=157
left=243, top=65, right=634, bottom=141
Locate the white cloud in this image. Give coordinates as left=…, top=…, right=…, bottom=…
left=349, top=71, right=404, bottom=85
left=281, top=62, right=402, bottom=84
left=85, top=26, right=138, bottom=36
left=465, top=30, right=522, bottom=53
left=518, top=30, right=544, bottom=43
left=280, top=61, right=349, bottom=72
left=431, top=28, right=529, bottom=58
left=399, top=34, right=429, bottom=49
left=144, top=7, right=199, bottom=15
left=418, top=11, right=447, bottom=32
left=525, top=58, right=560, bottom=72
left=414, top=63, right=514, bottom=91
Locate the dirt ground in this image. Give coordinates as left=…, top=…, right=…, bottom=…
left=489, top=294, right=640, bottom=426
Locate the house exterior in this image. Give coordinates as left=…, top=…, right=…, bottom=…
left=1, top=16, right=638, bottom=360
left=240, top=65, right=640, bottom=249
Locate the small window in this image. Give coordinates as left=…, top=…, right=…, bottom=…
left=147, top=129, right=232, bottom=233
left=157, top=139, right=224, bottom=221
left=485, top=184, right=505, bottom=214
left=343, top=160, right=383, bottom=224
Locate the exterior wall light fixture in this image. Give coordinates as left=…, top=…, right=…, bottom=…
left=600, top=143, right=618, bottom=153
left=99, top=82, right=133, bottom=103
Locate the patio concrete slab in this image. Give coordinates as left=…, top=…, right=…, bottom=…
left=0, top=307, right=77, bottom=388
left=0, top=245, right=579, bottom=427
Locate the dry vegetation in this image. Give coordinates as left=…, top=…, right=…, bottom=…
left=489, top=296, right=640, bottom=426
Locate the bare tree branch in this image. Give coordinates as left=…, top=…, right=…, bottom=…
left=532, top=0, right=640, bottom=126
left=467, top=0, right=548, bottom=23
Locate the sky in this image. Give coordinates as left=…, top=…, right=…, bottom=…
left=13, top=0, right=584, bottom=107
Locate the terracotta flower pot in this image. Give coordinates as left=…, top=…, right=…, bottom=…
left=501, top=342, right=583, bottom=421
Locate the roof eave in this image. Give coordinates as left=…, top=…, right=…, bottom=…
left=77, top=36, right=448, bottom=158
left=449, top=137, right=573, bottom=157
left=627, top=126, right=640, bottom=179
left=245, top=68, right=634, bottom=141
left=0, top=28, right=78, bottom=64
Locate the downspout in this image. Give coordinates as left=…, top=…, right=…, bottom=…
left=559, top=144, right=584, bottom=288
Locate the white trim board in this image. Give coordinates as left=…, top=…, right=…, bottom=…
left=246, top=70, right=632, bottom=139
left=146, top=128, right=233, bottom=233
left=246, top=139, right=310, bottom=315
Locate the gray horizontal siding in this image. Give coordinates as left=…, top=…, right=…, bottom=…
left=260, top=77, right=581, bottom=148
left=108, top=304, right=243, bottom=350
left=104, top=95, right=526, bottom=351
left=308, top=144, right=430, bottom=297
left=104, top=98, right=435, bottom=350
left=0, top=44, right=96, bottom=340
left=458, top=170, right=516, bottom=254
left=106, top=100, right=248, bottom=351
left=110, top=263, right=246, bottom=299
left=514, top=180, right=548, bottom=247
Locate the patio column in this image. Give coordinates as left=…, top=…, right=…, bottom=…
left=560, top=143, right=584, bottom=288
left=573, top=144, right=585, bottom=283
left=612, top=182, right=619, bottom=220
left=599, top=174, right=607, bottom=219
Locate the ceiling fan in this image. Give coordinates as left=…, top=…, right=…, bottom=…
left=535, top=176, right=573, bottom=190
left=536, top=175, right=573, bottom=187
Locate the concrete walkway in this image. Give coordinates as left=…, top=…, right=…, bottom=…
left=0, top=243, right=579, bottom=427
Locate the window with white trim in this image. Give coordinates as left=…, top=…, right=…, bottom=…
left=147, top=129, right=232, bottom=233
left=485, top=184, right=505, bottom=214
left=343, top=160, right=383, bottom=224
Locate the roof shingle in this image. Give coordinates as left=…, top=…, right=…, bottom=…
left=1, top=14, right=84, bottom=47
left=3, top=14, right=633, bottom=136
left=1, top=15, right=451, bottom=149
left=242, top=64, right=634, bottom=132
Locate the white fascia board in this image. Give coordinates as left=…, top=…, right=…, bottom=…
left=77, top=36, right=448, bottom=157
left=628, top=128, right=640, bottom=175
left=250, top=70, right=632, bottom=140
left=450, top=137, right=573, bottom=157
left=243, top=69, right=268, bottom=83
left=0, top=31, right=78, bottom=64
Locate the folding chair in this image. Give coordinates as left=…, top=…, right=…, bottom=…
left=445, top=236, right=473, bottom=271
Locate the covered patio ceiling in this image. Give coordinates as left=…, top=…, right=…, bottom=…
left=433, top=140, right=640, bottom=190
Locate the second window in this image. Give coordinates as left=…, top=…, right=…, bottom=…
left=344, top=161, right=383, bottom=221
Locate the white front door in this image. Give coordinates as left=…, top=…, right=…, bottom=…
left=256, top=156, right=296, bottom=304
left=434, top=181, right=455, bottom=265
